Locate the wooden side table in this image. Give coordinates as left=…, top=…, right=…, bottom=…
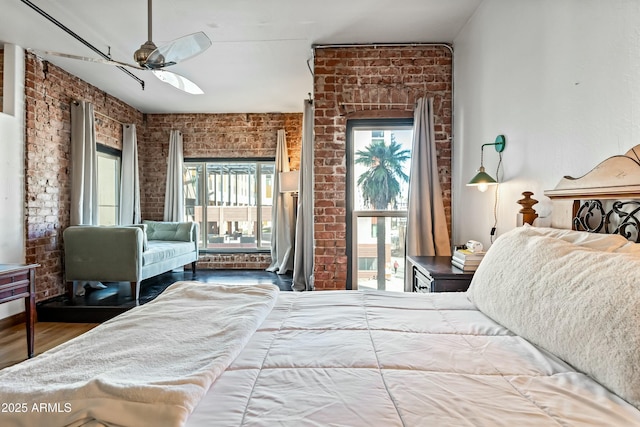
left=0, top=264, right=39, bottom=358
left=407, top=256, right=474, bottom=292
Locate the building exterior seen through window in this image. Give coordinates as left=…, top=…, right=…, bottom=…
left=184, top=160, right=274, bottom=251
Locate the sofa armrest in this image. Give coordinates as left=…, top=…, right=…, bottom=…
left=63, top=226, right=144, bottom=282
left=192, top=222, right=199, bottom=257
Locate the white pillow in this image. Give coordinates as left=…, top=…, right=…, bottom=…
left=520, top=224, right=631, bottom=251
left=467, top=226, right=640, bottom=409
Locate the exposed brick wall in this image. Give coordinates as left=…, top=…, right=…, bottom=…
left=197, top=253, right=271, bottom=270
left=140, top=113, right=302, bottom=221
left=313, top=45, right=453, bottom=290
left=24, top=53, right=143, bottom=301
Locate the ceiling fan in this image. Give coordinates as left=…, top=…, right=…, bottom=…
left=34, top=0, right=211, bottom=94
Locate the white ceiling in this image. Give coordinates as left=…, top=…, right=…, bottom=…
left=0, top=0, right=482, bottom=114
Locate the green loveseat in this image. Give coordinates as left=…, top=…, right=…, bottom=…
left=63, top=220, right=199, bottom=301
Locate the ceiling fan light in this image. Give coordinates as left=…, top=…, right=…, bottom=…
left=152, top=70, right=204, bottom=95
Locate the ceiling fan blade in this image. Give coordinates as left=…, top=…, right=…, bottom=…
left=146, top=32, right=211, bottom=68
left=151, top=69, right=204, bottom=94
left=30, top=49, right=144, bottom=70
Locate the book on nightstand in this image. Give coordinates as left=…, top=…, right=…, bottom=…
left=451, top=258, right=480, bottom=272
left=451, top=249, right=485, bottom=272
left=452, top=248, right=485, bottom=261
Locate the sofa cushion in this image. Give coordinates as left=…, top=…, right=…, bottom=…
left=143, top=241, right=196, bottom=265
left=144, top=221, right=194, bottom=242
left=467, top=225, right=640, bottom=409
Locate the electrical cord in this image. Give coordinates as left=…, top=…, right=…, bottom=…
left=490, top=151, right=504, bottom=244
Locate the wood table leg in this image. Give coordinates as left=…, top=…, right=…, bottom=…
left=25, top=268, right=36, bottom=358
left=25, top=295, right=35, bottom=358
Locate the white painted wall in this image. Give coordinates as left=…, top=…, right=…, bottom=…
left=0, top=44, right=26, bottom=320
left=452, top=0, right=640, bottom=249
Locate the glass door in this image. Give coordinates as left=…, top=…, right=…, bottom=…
left=347, top=120, right=413, bottom=291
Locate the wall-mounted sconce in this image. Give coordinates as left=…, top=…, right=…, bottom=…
left=467, top=135, right=506, bottom=192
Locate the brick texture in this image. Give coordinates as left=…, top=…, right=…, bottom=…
left=197, top=253, right=272, bottom=270
left=24, top=53, right=144, bottom=301
left=312, top=46, right=453, bottom=290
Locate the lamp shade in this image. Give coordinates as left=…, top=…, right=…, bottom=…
left=279, top=170, right=299, bottom=193
left=467, top=167, right=497, bottom=192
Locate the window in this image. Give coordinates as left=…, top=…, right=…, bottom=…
left=97, top=145, right=121, bottom=226
left=347, top=119, right=413, bottom=292
left=184, top=159, right=274, bottom=252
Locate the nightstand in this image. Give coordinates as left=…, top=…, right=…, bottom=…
left=0, top=264, right=39, bottom=358
left=407, top=256, right=474, bottom=292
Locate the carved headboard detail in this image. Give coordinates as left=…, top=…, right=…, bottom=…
left=544, top=144, right=640, bottom=241
left=572, top=200, right=640, bottom=242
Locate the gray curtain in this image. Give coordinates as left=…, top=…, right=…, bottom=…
left=404, top=97, right=451, bottom=291
left=119, top=124, right=141, bottom=225
left=267, top=129, right=295, bottom=274
left=163, top=130, right=185, bottom=222
left=70, top=100, right=98, bottom=226
left=292, top=100, right=315, bottom=291
left=70, top=100, right=103, bottom=294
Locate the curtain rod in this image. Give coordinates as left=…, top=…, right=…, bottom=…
left=94, top=110, right=128, bottom=127
left=71, top=100, right=130, bottom=127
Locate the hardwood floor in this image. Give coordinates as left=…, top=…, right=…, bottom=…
left=0, top=321, right=98, bottom=370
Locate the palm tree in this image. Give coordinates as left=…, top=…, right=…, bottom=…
left=355, top=135, right=410, bottom=289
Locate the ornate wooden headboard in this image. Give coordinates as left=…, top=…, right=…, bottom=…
left=543, top=144, right=640, bottom=242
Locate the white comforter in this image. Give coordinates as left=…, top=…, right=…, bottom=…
left=3, top=284, right=639, bottom=426
left=187, top=290, right=640, bottom=426
left=0, top=282, right=278, bottom=427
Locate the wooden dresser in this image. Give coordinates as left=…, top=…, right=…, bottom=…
left=407, top=256, right=474, bottom=293
left=0, top=264, right=39, bottom=358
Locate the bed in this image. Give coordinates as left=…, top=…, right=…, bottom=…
left=2, top=148, right=640, bottom=426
